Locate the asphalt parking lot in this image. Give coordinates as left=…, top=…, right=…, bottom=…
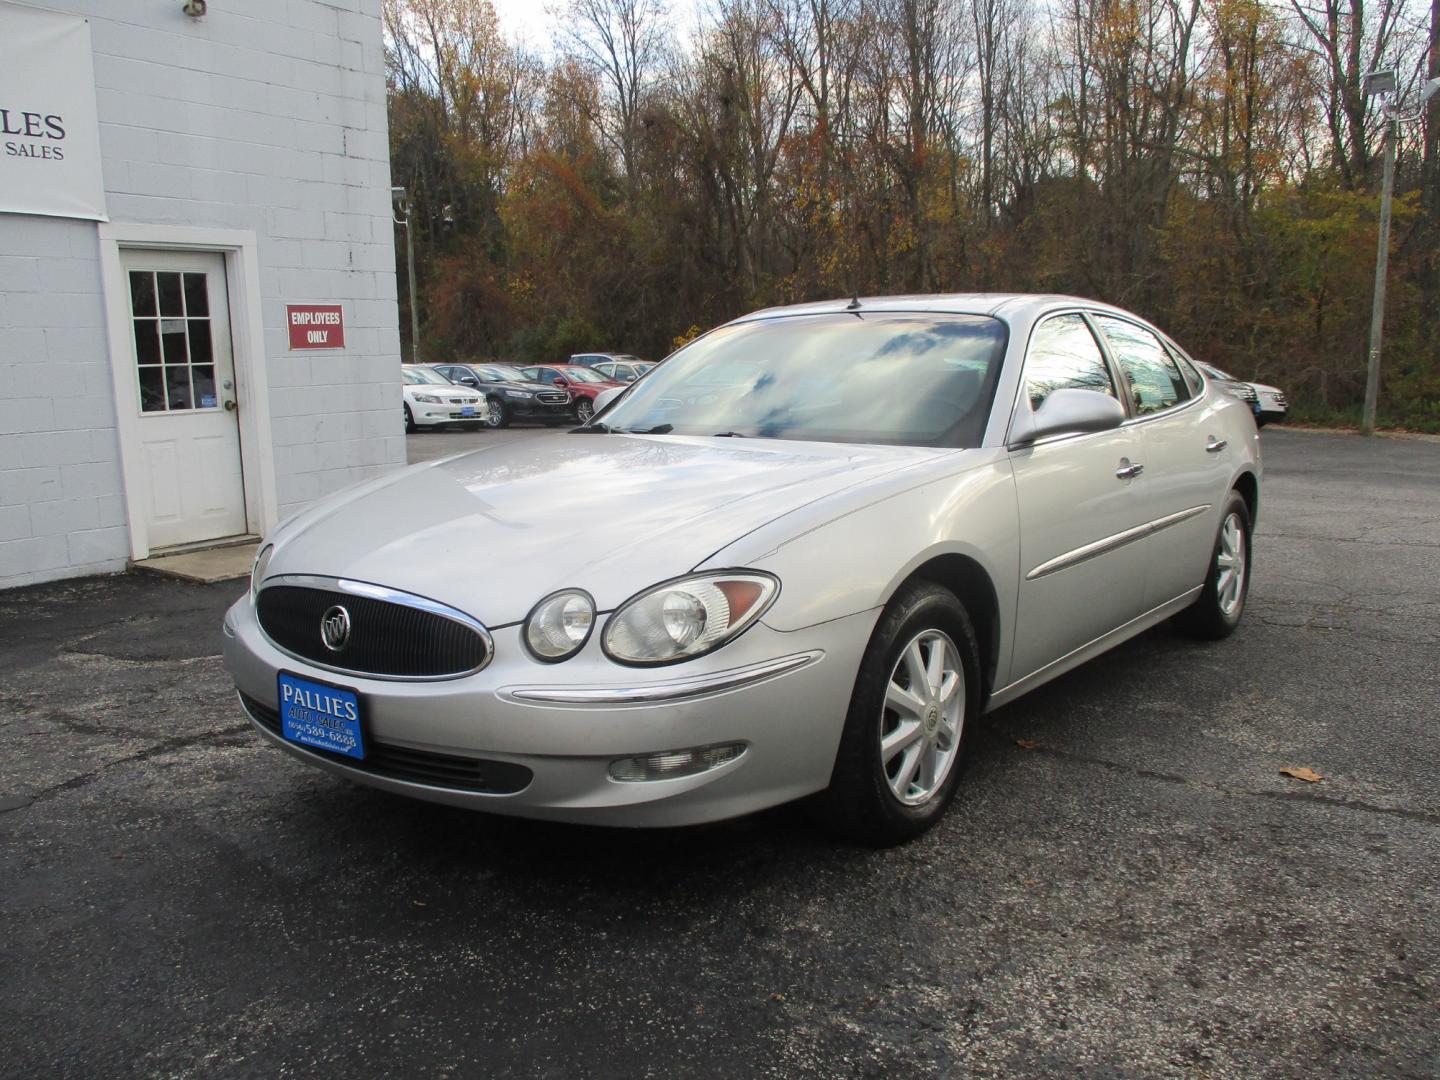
left=2, top=427, right=1437, bottom=1078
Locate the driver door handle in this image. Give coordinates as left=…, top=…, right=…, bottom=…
left=1206, top=437, right=1227, bottom=452
left=1115, top=459, right=1144, bottom=480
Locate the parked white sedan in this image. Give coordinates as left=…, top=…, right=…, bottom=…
left=402, top=364, right=488, bottom=431
left=227, top=295, right=1260, bottom=844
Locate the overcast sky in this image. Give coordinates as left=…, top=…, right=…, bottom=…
left=488, top=0, right=703, bottom=53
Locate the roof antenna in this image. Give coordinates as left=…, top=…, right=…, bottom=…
left=846, top=290, right=861, bottom=311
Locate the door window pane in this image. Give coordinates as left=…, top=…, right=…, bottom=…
left=192, top=366, right=217, bottom=408
left=161, top=320, right=189, bottom=364
left=129, top=271, right=156, bottom=317
left=133, top=320, right=160, bottom=365
left=183, top=272, right=209, bottom=316
left=1094, top=315, right=1190, bottom=415
left=165, top=367, right=193, bottom=410
left=1023, top=314, right=1116, bottom=410
left=188, top=321, right=214, bottom=366
left=138, top=367, right=165, bottom=412
left=157, top=272, right=184, bottom=317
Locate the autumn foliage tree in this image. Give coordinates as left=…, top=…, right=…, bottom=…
left=386, top=0, right=1439, bottom=429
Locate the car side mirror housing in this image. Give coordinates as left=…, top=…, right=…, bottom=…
left=1010, top=388, right=1126, bottom=448
left=553, top=377, right=566, bottom=386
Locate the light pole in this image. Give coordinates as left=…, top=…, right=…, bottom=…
left=1361, top=72, right=1440, bottom=434
left=392, top=185, right=420, bottom=364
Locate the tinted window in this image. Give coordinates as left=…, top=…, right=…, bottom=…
left=1023, top=314, right=1116, bottom=410
left=1169, top=347, right=1205, bottom=396
left=1093, top=315, right=1190, bottom=415
left=596, top=313, right=1007, bottom=447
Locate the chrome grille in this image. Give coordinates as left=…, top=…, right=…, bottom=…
left=256, top=580, right=491, bottom=679
left=538, top=391, right=569, bottom=404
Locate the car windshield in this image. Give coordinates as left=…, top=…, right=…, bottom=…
left=403, top=367, right=450, bottom=385
left=597, top=312, right=1006, bottom=447
left=616, top=354, right=641, bottom=363
left=476, top=364, right=527, bottom=382
left=563, top=367, right=609, bottom=384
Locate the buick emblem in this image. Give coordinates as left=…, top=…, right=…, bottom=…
left=320, top=605, right=351, bottom=652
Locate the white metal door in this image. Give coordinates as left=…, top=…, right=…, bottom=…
left=121, top=249, right=247, bottom=549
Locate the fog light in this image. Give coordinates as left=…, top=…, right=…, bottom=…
left=608, top=742, right=746, bottom=783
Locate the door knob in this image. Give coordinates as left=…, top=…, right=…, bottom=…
left=1205, top=437, right=1227, bottom=452
left=223, top=399, right=238, bottom=412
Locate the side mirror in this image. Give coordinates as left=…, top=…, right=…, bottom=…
left=459, top=376, right=479, bottom=387
left=1010, top=388, right=1125, bottom=448
left=552, top=377, right=566, bottom=386
left=593, top=386, right=626, bottom=413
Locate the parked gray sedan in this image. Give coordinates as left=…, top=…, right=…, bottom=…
left=224, top=295, right=1260, bottom=844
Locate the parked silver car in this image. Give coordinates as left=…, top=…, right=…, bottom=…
left=225, top=295, right=1261, bottom=843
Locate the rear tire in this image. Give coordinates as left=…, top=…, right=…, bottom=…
left=1174, top=490, right=1251, bottom=640
left=403, top=404, right=416, bottom=434
left=809, top=580, right=980, bottom=846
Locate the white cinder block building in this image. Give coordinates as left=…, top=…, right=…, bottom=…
left=0, top=0, right=402, bottom=589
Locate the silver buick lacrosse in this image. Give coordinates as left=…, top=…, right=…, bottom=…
left=223, top=294, right=1260, bottom=844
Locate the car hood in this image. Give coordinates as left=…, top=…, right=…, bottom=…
left=496, top=380, right=563, bottom=392
left=266, top=435, right=947, bottom=626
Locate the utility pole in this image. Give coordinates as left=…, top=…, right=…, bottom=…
left=1361, top=73, right=1440, bottom=434
left=391, top=186, right=420, bottom=364
left=1363, top=111, right=1396, bottom=436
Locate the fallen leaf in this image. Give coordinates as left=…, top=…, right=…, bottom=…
left=770, top=993, right=785, bottom=1002
left=412, top=900, right=428, bottom=907
left=1279, top=767, right=1325, bottom=783
left=1015, top=738, right=1037, bottom=751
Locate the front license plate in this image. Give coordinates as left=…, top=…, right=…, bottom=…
left=278, top=671, right=365, bottom=760
left=460, top=406, right=476, bottom=417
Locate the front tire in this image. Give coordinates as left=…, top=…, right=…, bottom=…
left=575, top=398, right=595, bottom=423
left=485, top=397, right=510, bottom=428
left=403, top=404, right=416, bottom=433
left=1174, top=491, right=1251, bottom=639
left=811, top=581, right=981, bottom=846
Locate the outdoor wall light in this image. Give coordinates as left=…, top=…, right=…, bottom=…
left=183, top=0, right=207, bottom=17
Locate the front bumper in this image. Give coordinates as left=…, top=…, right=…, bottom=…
left=413, top=401, right=484, bottom=424
left=222, top=596, right=877, bottom=826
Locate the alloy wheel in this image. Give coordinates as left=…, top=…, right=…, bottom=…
left=1216, top=511, right=1246, bottom=616
left=880, top=629, right=965, bottom=806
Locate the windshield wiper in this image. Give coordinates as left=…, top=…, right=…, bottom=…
left=569, top=422, right=612, bottom=434
left=618, top=424, right=673, bottom=434
left=711, top=431, right=747, bottom=438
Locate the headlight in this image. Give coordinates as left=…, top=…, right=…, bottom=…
left=250, top=543, right=273, bottom=601
left=413, top=393, right=442, bottom=404
left=523, top=589, right=596, bottom=662
left=603, top=572, right=779, bottom=666
left=504, top=390, right=534, bottom=399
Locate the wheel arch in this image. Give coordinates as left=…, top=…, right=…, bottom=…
left=1232, top=468, right=1259, bottom=527
left=886, top=553, right=1002, bottom=700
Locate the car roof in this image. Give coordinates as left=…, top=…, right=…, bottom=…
left=731, top=293, right=1135, bottom=325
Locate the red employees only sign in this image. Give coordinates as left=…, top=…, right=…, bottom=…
left=286, top=304, right=346, bottom=350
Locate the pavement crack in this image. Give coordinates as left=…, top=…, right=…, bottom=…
left=11, top=724, right=254, bottom=810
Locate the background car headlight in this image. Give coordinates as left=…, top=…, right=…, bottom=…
left=413, top=393, right=442, bottom=404
left=603, top=572, right=779, bottom=665
left=250, top=544, right=273, bottom=601
left=524, top=589, right=596, bottom=662
left=503, top=389, right=534, bottom=399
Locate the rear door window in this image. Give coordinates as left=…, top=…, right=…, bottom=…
left=1093, top=315, right=1191, bottom=415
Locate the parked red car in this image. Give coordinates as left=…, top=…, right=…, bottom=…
left=517, top=364, right=625, bottom=423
